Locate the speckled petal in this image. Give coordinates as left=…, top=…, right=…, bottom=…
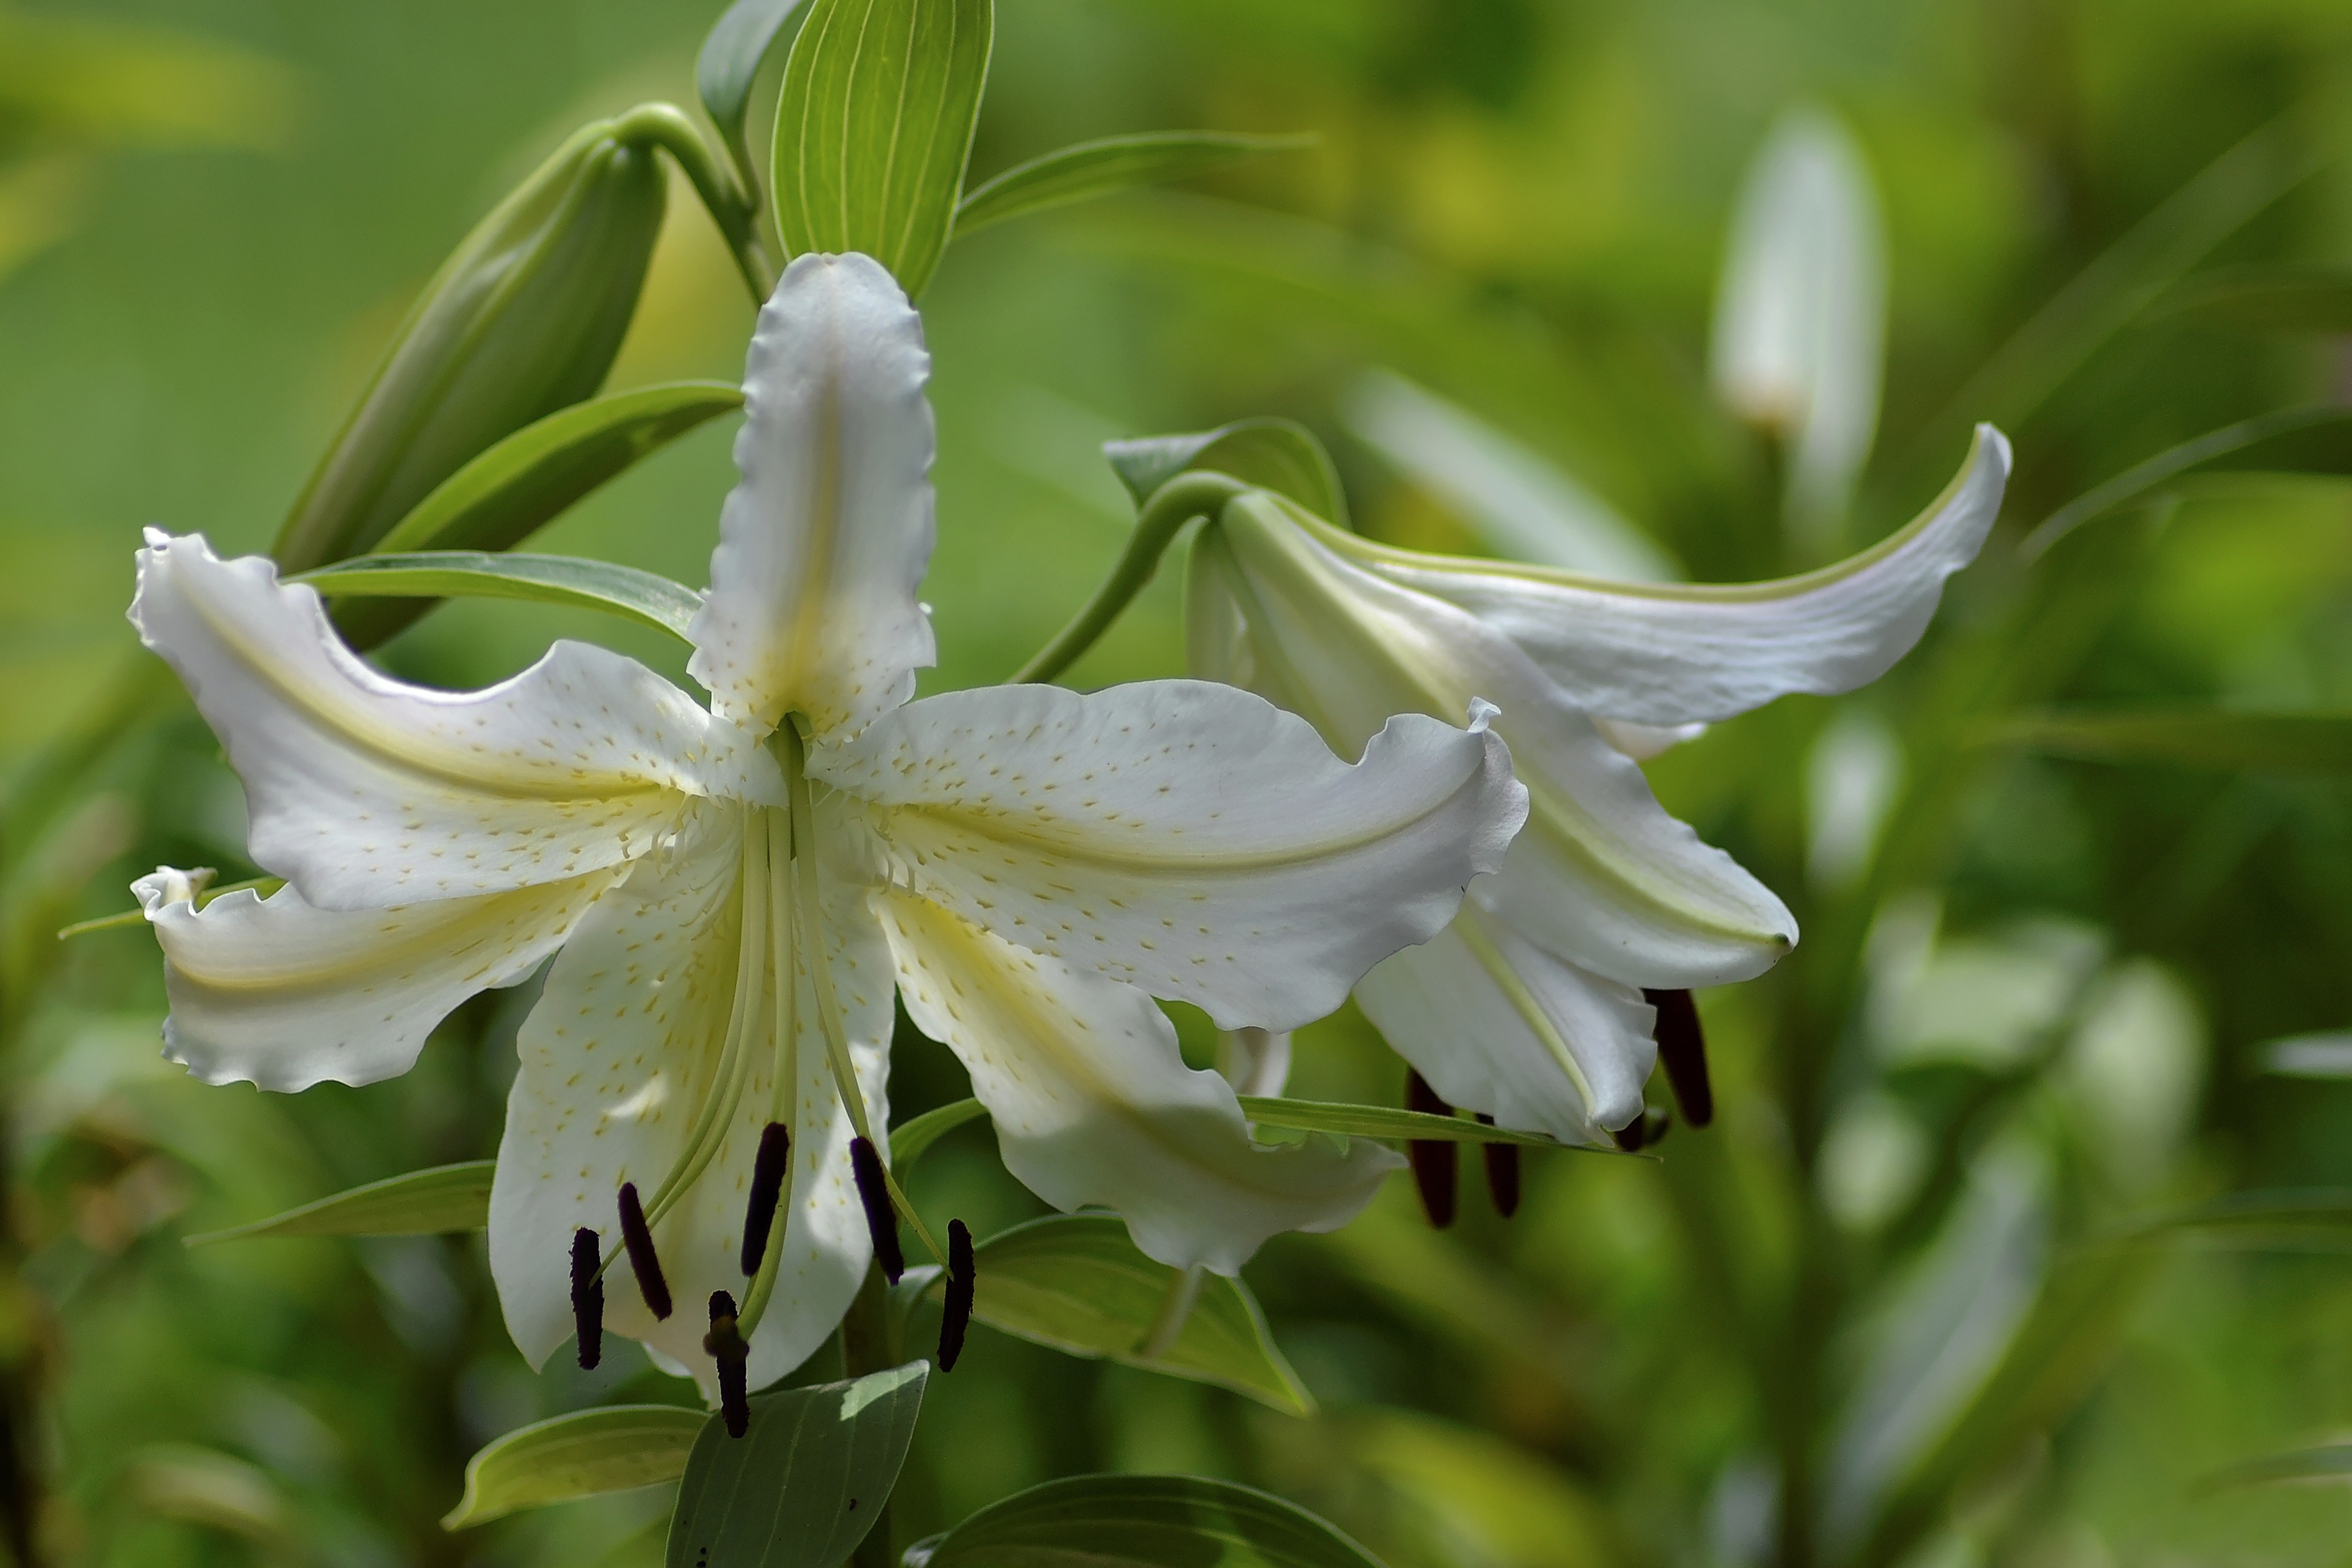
left=487, top=802, right=893, bottom=1397
left=688, top=253, right=936, bottom=741
left=1340, top=427, right=2009, bottom=726
left=815, top=679, right=1525, bottom=1033
left=1354, top=904, right=1656, bottom=1139
left=129, top=532, right=772, bottom=911
left=134, top=863, right=624, bottom=1092
left=880, top=887, right=1402, bottom=1276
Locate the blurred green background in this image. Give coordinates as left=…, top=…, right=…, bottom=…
left=5, top=0, right=2352, bottom=1565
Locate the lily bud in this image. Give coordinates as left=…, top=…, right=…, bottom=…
left=272, top=113, right=666, bottom=581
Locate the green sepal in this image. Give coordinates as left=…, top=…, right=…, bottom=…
left=330, top=380, right=740, bottom=648
left=272, top=114, right=668, bottom=573
left=770, top=0, right=992, bottom=299
left=442, top=1405, right=709, bottom=1530
left=1987, top=709, right=2352, bottom=774
left=1105, top=419, right=1349, bottom=529
left=666, top=1362, right=928, bottom=1568
left=905, top=1474, right=1389, bottom=1568
left=920, top=1213, right=1313, bottom=1415
left=954, top=131, right=1313, bottom=240
left=184, top=1160, right=494, bottom=1245
left=297, top=552, right=705, bottom=642
left=698, top=0, right=811, bottom=192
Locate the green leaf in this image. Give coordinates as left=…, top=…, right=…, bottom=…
left=1988, top=710, right=2352, bottom=774
left=923, top=1214, right=1313, bottom=1415
left=2021, top=405, right=2352, bottom=557
left=1237, top=1096, right=1587, bottom=1150
left=887, top=1097, right=987, bottom=1173
left=374, top=381, right=742, bottom=557
left=442, top=1405, right=709, bottom=1530
left=667, top=1362, right=928, bottom=1568
left=698, top=0, right=811, bottom=189
left=185, top=1161, right=494, bottom=1245
left=2202, top=1443, right=2352, bottom=1492
left=2155, top=265, right=2352, bottom=334
left=770, top=0, right=993, bottom=299
left=2129, top=1189, right=2352, bottom=1238
left=295, top=552, right=706, bottom=642
left=911, top=1473, right=1388, bottom=1568
left=1105, top=419, right=1350, bottom=528
left=955, top=131, right=1313, bottom=240
left=1854, top=1246, right=2157, bottom=1568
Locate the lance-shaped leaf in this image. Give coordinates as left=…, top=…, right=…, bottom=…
left=698, top=0, right=811, bottom=191
left=295, top=552, right=706, bottom=642
left=887, top=1097, right=988, bottom=1173
left=185, top=1161, right=493, bottom=1245
left=666, top=1362, right=928, bottom=1568
left=1106, top=419, right=1349, bottom=527
left=1989, top=710, right=2352, bottom=774
left=442, top=1405, right=709, bottom=1529
left=1238, top=1097, right=1586, bottom=1150
left=2155, top=265, right=2352, bottom=335
left=2201, top=1443, right=2352, bottom=1492
left=770, top=0, right=992, bottom=299
left=272, top=114, right=667, bottom=573
left=2023, top=406, right=2352, bottom=556
left=920, top=1214, right=1313, bottom=1414
left=909, top=1474, right=1389, bottom=1568
left=955, top=131, right=1313, bottom=240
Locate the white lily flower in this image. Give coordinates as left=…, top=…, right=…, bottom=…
left=129, top=253, right=1526, bottom=1396
left=1186, top=427, right=2010, bottom=1142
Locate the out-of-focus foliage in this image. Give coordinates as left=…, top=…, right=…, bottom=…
left=4, top=1, right=2352, bottom=1567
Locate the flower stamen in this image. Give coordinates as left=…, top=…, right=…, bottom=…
left=616, top=1181, right=673, bottom=1320
left=1644, top=988, right=1714, bottom=1128
left=938, top=1218, right=975, bottom=1371
left=1475, top=1113, right=1520, bottom=1218
left=705, top=1291, right=750, bottom=1437
left=739, top=1122, right=791, bottom=1276
left=1404, top=1068, right=1458, bottom=1228
left=848, top=1137, right=904, bottom=1282
left=570, top=1226, right=604, bottom=1369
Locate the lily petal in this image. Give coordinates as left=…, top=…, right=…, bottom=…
left=819, top=679, right=1525, bottom=1033
left=689, top=252, right=936, bottom=741
left=489, top=804, right=892, bottom=1394
left=1354, top=903, right=1656, bottom=1139
left=1330, top=427, right=2009, bottom=726
left=879, top=888, right=1403, bottom=1275
left=129, top=532, right=761, bottom=911
left=135, top=864, right=623, bottom=1092
left=1209, top=499, right=1795, bottom=988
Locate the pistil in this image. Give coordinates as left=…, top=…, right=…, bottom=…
left=705, top=1291, right=750, bottom=1437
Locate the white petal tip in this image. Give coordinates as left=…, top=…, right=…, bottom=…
left=1464, top=696, right=1501, bottom=732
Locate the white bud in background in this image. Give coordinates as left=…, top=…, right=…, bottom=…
left=1710, top=106, right=1887, bottom=551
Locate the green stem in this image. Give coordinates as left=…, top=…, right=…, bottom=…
left=612, top=102, right=774, bottom=304
left=1009, top=471, right=1250, bottom=685
left=840, top=1263, right=898, bottom=1568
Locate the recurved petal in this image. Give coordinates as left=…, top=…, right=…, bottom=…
left=1338, top=427, right=2009, bottom=726
left=489, top=804, right=893, bottom=1397
left=1354, top=905, right=1657, bottom=1139
left=129, top=532, right=762, bottom=912
left=879, top=888, right=1403, bottom=1276
left=1211, top=500, right=1795, bottom=989
left=817, top=679, right=1525, bottom=1033
left=688, top=252, right=936, bottom=741
left=135, top=862, right=623, bottom=1092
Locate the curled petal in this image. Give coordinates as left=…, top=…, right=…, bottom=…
left=1336, top=428, right=2009, bottom=726
left=489, top=805, right=892, bottom=1396
left=689, top=252, right=936, bottom=741
left=818, top=679, right=1525, bottom=1033
left=1209, top=500, right=1794, bottom=988
left=129, top=532, right=762, bottom=911
left=879, top=888, right=1402, bottom=1276
left=135, top=864, right=623, bottom=1092
left=1354, top=905, right=1658, bottom=1139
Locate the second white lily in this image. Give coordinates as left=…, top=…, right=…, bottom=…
left=128, top=253, right=1527, bottom=1398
